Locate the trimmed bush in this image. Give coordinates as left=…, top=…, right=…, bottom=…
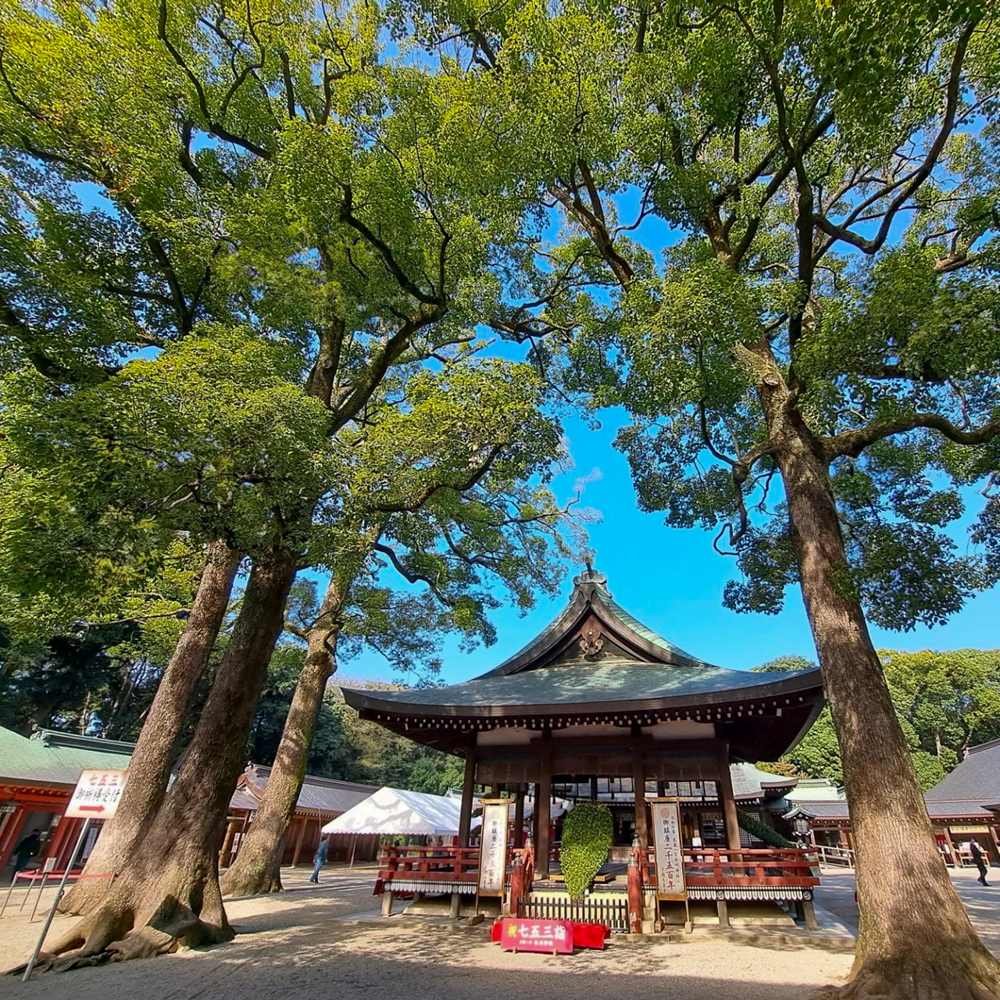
left=560, top=802, right=613, bottom=898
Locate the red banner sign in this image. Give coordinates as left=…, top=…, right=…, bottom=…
left=496, top=918, right=574, bottom=954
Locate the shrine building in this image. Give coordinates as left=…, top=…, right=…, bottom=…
left=342, top=567, right=827, bottom=930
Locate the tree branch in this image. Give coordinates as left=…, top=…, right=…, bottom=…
left=339, top=182, right=440, bottom=305
left=158, top=0, right=273, bottom=161
left=811, top=22, right=976, bottom=257
left=825, top=411, right=1000, bottom=460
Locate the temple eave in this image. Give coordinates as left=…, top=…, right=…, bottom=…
left=342, top=671, right=823, bottom=721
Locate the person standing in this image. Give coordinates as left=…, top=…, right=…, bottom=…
left=309, top=836, right=330, bottom=883
left=970, top=840, right=989, bottom=886
left=13, top=829, right=41, bottom=873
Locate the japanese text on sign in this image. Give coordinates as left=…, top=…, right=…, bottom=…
left=498, top=918, right=574, bottom=954
left=650, top=799, right=687, bottom=899
left=65, top=769, right=128, bottom=819
left=477, top=799, right=510, bottom=896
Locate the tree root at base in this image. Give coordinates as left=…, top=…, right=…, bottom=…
left=219, top=870, right=283, bottom=897
left=818, top=957, right=1000, bottom=1000
left=6, top=883, right=234, bottom=975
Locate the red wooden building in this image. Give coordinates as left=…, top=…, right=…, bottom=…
left=1, top=727, right=381, bottom=879
left=222, top=765, right=380, bottom=868
left=343, top=567, right=827, bottom=930
left=0, top=726, right=134, bottom=877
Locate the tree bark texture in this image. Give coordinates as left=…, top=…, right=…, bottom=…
left=770, top=409, right=1000, bottom=1000
left=219, top=578, right=346, bottom=897
left=62, top=541, right=241, bottom=917
left=38, top=550, right=296, bottom=965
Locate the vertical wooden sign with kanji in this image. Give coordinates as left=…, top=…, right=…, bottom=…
left=477, top=799, right=510, bottom=896
left=649, top=797, right=687, bottom=900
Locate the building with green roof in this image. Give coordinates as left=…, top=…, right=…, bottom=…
left=342, top=567, right=826, bottom=880
left=0, top=727, right=133, bottom=875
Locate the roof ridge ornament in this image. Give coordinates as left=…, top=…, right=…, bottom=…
left=578, top=624, right=605, bottom=660
left=573, top=563, right=610, bottom=597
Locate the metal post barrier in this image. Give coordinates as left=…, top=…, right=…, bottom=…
left=1, top=870, right=24, bottom=918
left=29, top=862, right=54, bottom=921
left=22, top=819, right=91, bottom=982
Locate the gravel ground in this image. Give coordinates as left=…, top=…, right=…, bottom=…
left=0, top=865, right=991, bottom=1000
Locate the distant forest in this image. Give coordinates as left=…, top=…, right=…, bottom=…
left=0, top=630, right=463, bottom=794
left=3, top=624, right=997, bottom=793
left=754, top=651, right=1000, bottom=789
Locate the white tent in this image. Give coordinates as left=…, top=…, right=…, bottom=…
left=321, top=786, right=463, bottom=837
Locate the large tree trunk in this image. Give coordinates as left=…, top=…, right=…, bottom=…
left=36, top=549, right=296, bottom=966
left=219, top=578, right=346, bottom=897
left=773, top=416, right=1000, bottom=1000
left=62, top=540, right=241, bottom=916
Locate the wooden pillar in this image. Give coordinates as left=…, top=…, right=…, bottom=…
left=627, top=855, right=644, bottom=934
left=716, top=745, right=741, bottom=851
left=535, top=731, right=552, bottom=878
left=458, top=746, right=476, bottom=848
left=230, top=810, right=250, bottom=862
left=632, top=729, right=648, bottom=848
left=590, top=776, right=598, bottom=801
left=513, top=785, right=525, bottom=848
left=56, top=819, right=81, bottom=869
left=291, top=816, right=307, bottom=867
left=943, top=826, right=959, bottom=866
left=45, top=817, right=72, bottom=871
left=219, top=819, right=240, bottom=867
left=453, top=744, right=478, bottom=920
left=509, top=853, right=525, bottom=916
left=0, top=806, right=26, bottom=874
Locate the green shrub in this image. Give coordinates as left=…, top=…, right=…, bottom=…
left=560, top=802, right=613, bottom=898
left=737, top=810, right=794, bottom=849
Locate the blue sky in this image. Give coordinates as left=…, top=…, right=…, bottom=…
left=339, top=403, right=1000, bottom=687
left=336, top=193, right=1000, bottom=687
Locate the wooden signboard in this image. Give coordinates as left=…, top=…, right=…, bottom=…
left=477, top=798, right=510, bottom=896
left=649, top=797, right=687, bottom=900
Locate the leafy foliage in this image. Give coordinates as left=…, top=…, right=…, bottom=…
left=560, top=802, right=613, bottom=898
left=755, top=649, right=1000, bottom=789
left=737, top=810, right=794, bottom=849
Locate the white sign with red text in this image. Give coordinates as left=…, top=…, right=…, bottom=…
left=65, top=769, right=128, bottom=819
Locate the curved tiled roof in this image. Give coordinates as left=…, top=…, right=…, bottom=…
left=924, top=738, right=1000, bottom=808
left=479, top=568, right=713, bottom=676
left=0, top=726, right=133, bottom=788
left=234, top=764, right=377, bottom=816
left=343, top=567, right=823, bottom=717
left=345, top=660, right=819, bottom=712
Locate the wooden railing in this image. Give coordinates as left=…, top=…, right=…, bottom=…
left=377, top=845, right=481, bottom=888
left=638, top=847, right=819, bottom=889
left=377, top=844, right=818, bottom=892
left=815, top=844, right=855, bottom=868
